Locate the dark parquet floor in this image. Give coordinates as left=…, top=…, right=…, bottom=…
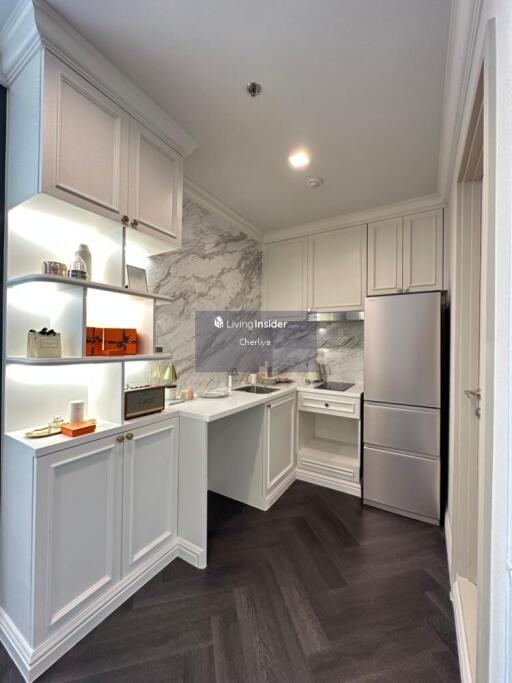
left=0, top=481, right=460, bottom=682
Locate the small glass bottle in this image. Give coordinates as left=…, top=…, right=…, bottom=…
left=69, top=254, right=88, bottom=280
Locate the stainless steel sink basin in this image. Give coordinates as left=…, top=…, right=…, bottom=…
left=234, top=385, right=279, bottom=394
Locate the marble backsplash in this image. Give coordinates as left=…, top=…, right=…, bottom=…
left=149, top=197, right=363, bottom=392
left=272, top=320, right=364, bottom=386
left=148, top=197, right=262, bottom=393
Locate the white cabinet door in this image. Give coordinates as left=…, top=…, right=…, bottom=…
left=308, top=225, right=366, bottom=310
left=403, top=209, right=443, bottom=292
left=265, top=394, right=296, bottom=494
left=42, top=52, right=129, bottom=221
left=33, top=435, right=122, bottom=642
left=128, top=119, right=183, bottom=248
left=122, top=418, right=178, bottom=577
left=263, top=238, right=307, bottom=312
left=367, top=217, right=403, bottom=295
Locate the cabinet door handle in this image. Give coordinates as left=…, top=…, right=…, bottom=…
left=324, top=402, right=330, bottom=408
left=130, top=219, right=138, bottom=228
left=267, top=403, right=271, bottom=408
left=126, top=432, right=134, bottom=440
left=121, top=215, right=129, bottom=225
left=116, top=435, right=125, bottom=443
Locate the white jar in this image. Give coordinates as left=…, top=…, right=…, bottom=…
left=69, top=400, right=85, bottom=423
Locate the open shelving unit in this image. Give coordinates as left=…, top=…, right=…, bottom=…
left=297, top=410, right=360, bottom=483
left=4, top=194, right=175, bottom=435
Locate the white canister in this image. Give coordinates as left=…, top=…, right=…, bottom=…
left=248, top=373, right=258, bottom=385
left=69, top=400, right=85, bottom=423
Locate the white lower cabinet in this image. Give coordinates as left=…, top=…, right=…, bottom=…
left=264, top=394, right=296, bottom=496
left=32, top=417, right=178, bottom=644
left=296, top=392, right=362, bottom=495
left=122, top=420, right=178, bottom=576
left=33, top=435, right=123, bottom=642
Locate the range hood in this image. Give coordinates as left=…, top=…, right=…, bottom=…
left=306, top=310, right=364, bottom=322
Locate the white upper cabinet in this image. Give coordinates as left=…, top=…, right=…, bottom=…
left=263, top=238, right=307, bottom=312
left=367, top=217, right=403, bottom=295
left=403, top=209, right=443, bottom=292
left=42, top=52, right=129, bottom=222
left=368, top=210, right=443, bottom=295
left=7, top=49, right=191, bottom=249
left=128, top=119, right=183, bottom=247
left=308, top=225, right=366, bottom=310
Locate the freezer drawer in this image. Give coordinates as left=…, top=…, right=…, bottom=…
left=364, top=292, right=441, bottom=407
left=363, top=446, right=440, bottom=522
left=364, top=402, right=440, bottom=457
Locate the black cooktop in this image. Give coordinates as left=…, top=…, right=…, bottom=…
left=312, top=381, right=354, bottom=392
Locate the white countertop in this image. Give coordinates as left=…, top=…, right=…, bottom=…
left=7, top=382, right=363, bottom=456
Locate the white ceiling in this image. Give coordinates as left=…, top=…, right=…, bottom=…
left=0, top=0, right=18, bottom=34
left=46, top=0, right=451, bottom=232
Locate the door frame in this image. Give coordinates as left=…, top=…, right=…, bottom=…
left=450, top=20, right=510, bottom=682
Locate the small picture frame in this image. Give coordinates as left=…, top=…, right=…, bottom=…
left=126, top=265, right=148, bottom=292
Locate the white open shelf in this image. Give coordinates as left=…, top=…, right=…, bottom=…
left=298, top=436, right=358, bottom=462
left=6, top=354, right=173, bottom=365
left=8, top=195, right=123, bottom=286
left=4, top=362, right=124, bottom=432
left=297, top=410, right=360, bottom=482
left=7, top=274, right=174, bottom=302
left=5, top=194, right=177, bottom=435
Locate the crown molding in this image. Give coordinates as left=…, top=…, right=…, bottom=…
left=183, top=177, right=264, bottom=243
left=263, top=192, right=445, bottom=243
left=0, top=0, right=198, bottom=158
left=437, top=0, right=483, bottom=201
left=0, top=0, right=40, bottom=83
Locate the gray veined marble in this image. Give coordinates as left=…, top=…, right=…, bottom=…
left=148, top=197, right=262, bottom=393
left=149, top=197, right=363, bottom=392
left=316, top=320, right=364, bottom=385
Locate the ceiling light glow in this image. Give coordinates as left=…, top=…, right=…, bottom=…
left=288, top=150, right=310, bottom=169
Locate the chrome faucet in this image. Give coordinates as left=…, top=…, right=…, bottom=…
left=228, top=367, right=239, bottom=391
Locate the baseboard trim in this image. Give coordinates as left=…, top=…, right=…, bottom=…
left=296, top=468, right=361, bottom=497
left=264, top=471, right=296, bottom=510
left=0, top=607, right=32, bottom=681
left=0, top=536, right=203, bottom=682
left=452, top=579, right=473, bottom=683
left=444, top=511, right=453, bottom=584
left=177, top=539, right=206, bottom=569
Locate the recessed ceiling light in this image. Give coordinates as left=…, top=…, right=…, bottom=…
left=288, top=150, right=310, bottom=169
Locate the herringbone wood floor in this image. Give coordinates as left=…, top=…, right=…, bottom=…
left=0, top=481, right=460, bottom=682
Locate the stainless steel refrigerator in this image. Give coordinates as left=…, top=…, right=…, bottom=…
left=363, top=292, right=447, bottom=525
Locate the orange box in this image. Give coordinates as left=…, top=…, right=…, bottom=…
left=86, top=327, right=137, bottom=356
left=60, top=420, right=97, bottom=437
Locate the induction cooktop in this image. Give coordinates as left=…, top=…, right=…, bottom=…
left=312, top=381, right=354, bottom=392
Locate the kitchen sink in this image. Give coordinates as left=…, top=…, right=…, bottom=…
left=235, top=385, right=280, bottom=394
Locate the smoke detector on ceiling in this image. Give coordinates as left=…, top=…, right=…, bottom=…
left=307, top=177, right=324, bottom=189
left=246, top=82, right=262, bottom=97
